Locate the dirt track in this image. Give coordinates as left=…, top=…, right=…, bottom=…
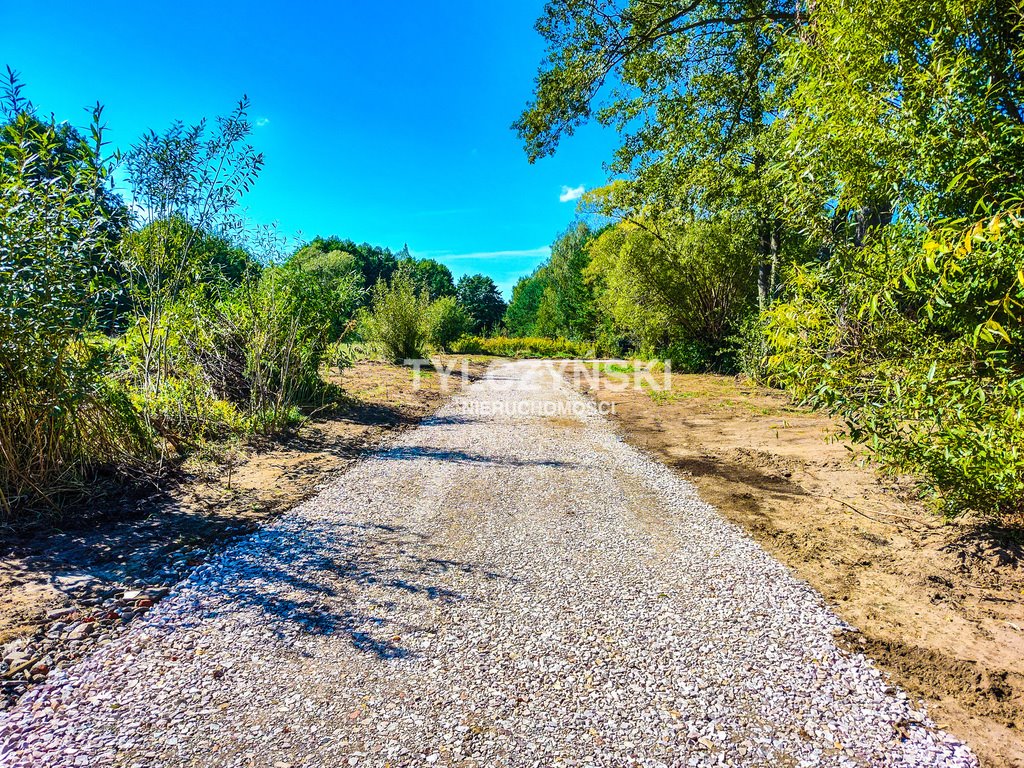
left=0, top=361, right=978, bottom=767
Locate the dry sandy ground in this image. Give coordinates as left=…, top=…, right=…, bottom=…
left=566, top=362, right=1024, bottom=768
left=0, top=358, right=486, bottom=701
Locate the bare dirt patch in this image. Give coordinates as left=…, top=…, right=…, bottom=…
left=568, top=364, right=1024, bottom=768
left=0, top=357, right=485, bottom=707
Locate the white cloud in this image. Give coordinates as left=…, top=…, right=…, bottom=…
left=559, top=184, right=585, bottom=203
left=435, top=246, right=551, bottom=261
left=255, top=117, right=270, bottom=127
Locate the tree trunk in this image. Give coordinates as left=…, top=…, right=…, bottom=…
left=757, top=219, right=781, bottom=309
left=853, top=203, right=893, bottom=248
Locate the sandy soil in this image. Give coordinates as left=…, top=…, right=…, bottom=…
left=0, top=358, right=484, bottom=684
left=567, top=364, right=1024, bottom=768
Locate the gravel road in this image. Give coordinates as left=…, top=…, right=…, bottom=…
left=0, top=361, right=978, bottom=767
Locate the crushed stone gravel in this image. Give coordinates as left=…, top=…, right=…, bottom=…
left=0, top=361, right=978, bottom=767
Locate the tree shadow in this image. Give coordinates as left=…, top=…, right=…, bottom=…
left=421, top=414, right=479, bottom=427
left=669, top=456, right=808, bottom=497
left=197, top=519, right=513, bottom=660
left=378, top=445, right=576, bottom=468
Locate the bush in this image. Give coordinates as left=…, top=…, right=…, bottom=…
left=424, top=296, right=469, bottom=351
left=764, top=220, right=1024, bottom=521
left=0, top=77, right=153, bottom=514
left=360, top=268, right=428, bottom=362
left=662, top=339, right=717, bottom=374
left=729, top=313, right=771, bottom=382
left=452, top=335, right=593, bottom=358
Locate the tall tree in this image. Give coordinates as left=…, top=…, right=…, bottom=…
left=515, top=0, right=803, bottom=306
left=400, top=255, right=457, bottom=300
left=774, top=0, right=1024, bottom=244
left=456, top=274, right=507, bottom=333
left=504, top=268, right=550, bottom=337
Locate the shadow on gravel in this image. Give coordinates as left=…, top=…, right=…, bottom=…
left=209, top=520, right=513, bottom=660
left=379, top=446, right=575, bottom=468
left=421, top=414, right=479, bottom=426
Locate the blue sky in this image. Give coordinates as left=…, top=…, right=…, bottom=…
left=0, top=1, right=618, bottom=297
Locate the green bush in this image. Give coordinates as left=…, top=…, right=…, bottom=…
left=424, top=296, right=470, bottom=351
left=662, top=340, right=717, bottom=374
left=0, top=77, right=153, bottom=514
left=360, top=268, right=428, bottom=362
left=729, top=313, right=771, bottom=382
left=765, top=220, right=1024, bottom=521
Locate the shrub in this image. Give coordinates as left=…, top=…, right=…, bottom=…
left=360, top=268, right=428, bottom=362
left=663, top=339, right=717, bottom=374
left=765, top=219, right=1024, bottom=521
left=0, top=74, right=152, bottom=514
left=424, top=296, right=470, bottom=351
left=729, top=313, right=771, bottom=382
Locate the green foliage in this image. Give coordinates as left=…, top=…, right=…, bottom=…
left=361, top=267, right=429, bottom=362
left=0, top=74, right=371, bottom=517
left=456, top=273, right=507, bottom=334
left=298, top=236, right=397, bottom=294
left=517, top=0, right=798, bottom=306
left=285, top=243, right=362, bottom=339
left=0, top=69, right=151, bottom=513
left=584, top=202, right=763, bottom=369
left=400, top=254, right=457, bottom=300
left=517, top=1, right=1024, bottom=521
left=452, top=335, right=592, bottom=359
left=503, top=208, right=763, bottom=370
left=225, top=258, right=353, bottom=432
left=754, top=0, right=1024, bottom=520
left=504, top=268, right=550, bottom=337
left=541, top=223, right=599, bottom=339
left=765, top=220, right=1024, bottom=519
left=424, top=296, right=469, bottom=351
left=772, top=0, right=1024, bottom=237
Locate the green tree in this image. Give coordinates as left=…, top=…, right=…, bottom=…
left=286, top=244, right=363, bottom=337
left=543, top=222, right=599, bottom=340
left=773, top=0, right=1024, bottom=243
left=584, top=193, right=762, bottom=367
left=300, top=236, right=398, bottom=294
left=456, top=273, right=507, bottom=334
left=400, top=254, right=456, bottom=299
left=515, top=0, right=803, bottom=306
left=503, top=268, right=550, bottom=337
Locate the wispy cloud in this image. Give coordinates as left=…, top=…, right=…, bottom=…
left=559, top=184, right=585, bottom=203
left=435, top=246, right=551, bottom=261
left=255, top=117, right=270, bottom=127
